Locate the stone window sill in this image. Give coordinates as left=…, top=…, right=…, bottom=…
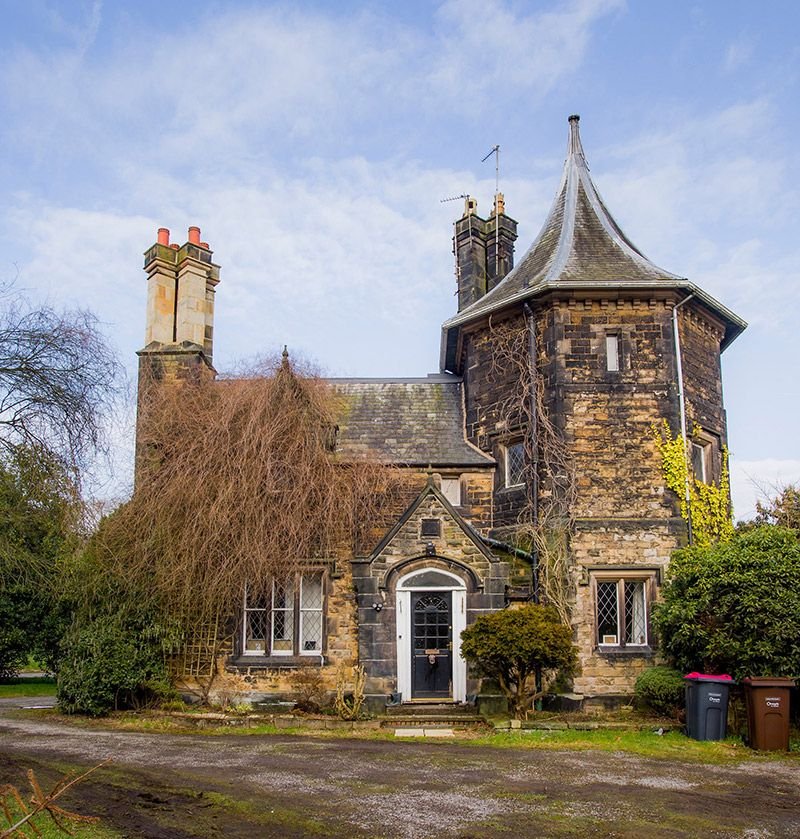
left=596, top=645, right=656, bottom=660
left=229, top=655, right=325, bottom=669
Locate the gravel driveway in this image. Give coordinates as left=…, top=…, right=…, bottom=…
left=1, top=709, right=798, bottom=838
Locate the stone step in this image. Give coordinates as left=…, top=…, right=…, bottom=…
left=384, top=703, right=479, bottom=717
left=380, top=715, right=487, bottom=729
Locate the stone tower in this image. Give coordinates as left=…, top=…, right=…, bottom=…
left=440, top=115, right=746, bottom=696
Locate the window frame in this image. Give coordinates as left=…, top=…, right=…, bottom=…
left=440, top=475, right=462, bottom=506
left=242, top=570, right=326, bottom=659
left=503, top=441, right=526, bottom=489
left=592, top=572, right=655, bottom=650
left=691, top=437, right=713, bottom=484
left=605, top=333, right=620, bottom=372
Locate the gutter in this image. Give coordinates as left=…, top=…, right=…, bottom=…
left=468, top=525, right=540, bottom=605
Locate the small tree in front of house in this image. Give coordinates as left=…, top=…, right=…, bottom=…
left=460, top=604, right=577, bottom=719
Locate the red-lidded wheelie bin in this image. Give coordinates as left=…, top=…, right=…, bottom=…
left=684, top=673, right=734, bottom=740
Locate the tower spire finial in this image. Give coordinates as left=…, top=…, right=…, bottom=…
left=567, top=114, right=585, bottom=160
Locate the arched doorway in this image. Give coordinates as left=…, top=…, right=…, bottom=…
left=396, top=567, right=467, bottom=702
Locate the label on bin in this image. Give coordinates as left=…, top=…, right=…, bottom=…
left=709, top=693, right=721, bottom=703
left=765, top=697, right=782, bottom=707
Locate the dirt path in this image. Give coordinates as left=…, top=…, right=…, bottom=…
left=1, top=710, right=799, bottom=838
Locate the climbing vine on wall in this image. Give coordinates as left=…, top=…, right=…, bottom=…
left=487, top=316, right=576, bottom=624
left=651, top=420, right=734, bottom=548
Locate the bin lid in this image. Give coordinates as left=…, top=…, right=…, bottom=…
left=742, top=676, right=796, bottom=687
left=684, top=672, right=734, bottom=682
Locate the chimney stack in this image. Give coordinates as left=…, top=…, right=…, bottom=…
left=142, top=225, right=220, bottom=365
left=453, top=195, right=517, bottom=311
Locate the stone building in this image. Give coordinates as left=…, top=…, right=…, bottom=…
left=136, top=116, right=745, bottom=706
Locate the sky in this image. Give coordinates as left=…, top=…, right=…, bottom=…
left=1, top=0, right=799, bottom=517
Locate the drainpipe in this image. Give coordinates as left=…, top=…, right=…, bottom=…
left=672, top=294, right=695, bottom=546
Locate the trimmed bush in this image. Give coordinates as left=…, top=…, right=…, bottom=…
left=634, top=666, right=685, bottom=717
left=460, top=604, right=578, bottom=719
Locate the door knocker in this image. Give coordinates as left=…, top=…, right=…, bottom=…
left=427, top=654, right=437, bottom=665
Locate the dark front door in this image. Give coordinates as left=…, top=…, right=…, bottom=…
left=411, top=592, right=453, bottom=699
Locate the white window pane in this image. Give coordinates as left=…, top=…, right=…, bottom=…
left=272, top=579, right=294, bottom=654
left=301, top=573, right=323, bottom=610
left=606, top=335, right=620, bottom=371
left=624, top=581, right=647, bottom=645
left=300, top=572, right=323, bottom=655
left=596, top=581, right=618, bottom=644
left=245, top=610, right=267, bottom=652
left=692, top=442, right=708, bottom=483
left=244, top=584, right=268, bottom=654
left=301, top=612, right=323, bottom=652
left=441, top=477, right=461, bottom=506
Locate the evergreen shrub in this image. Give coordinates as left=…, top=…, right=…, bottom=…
left=655, top=526, right=800, bottom=679
left=634, top=666, right=685, bottom=717
left=460, top=604, right=577, bottom=719
left=57, top=613, right=176, bottom=716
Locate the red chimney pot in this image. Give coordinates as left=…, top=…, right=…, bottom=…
left=188, top=226, right=201, bottom=245
left=157, top=227, right=170, bottom=246
left=199, top=242, right=210, bottom=249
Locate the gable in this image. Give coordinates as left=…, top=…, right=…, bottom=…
left=367, top=482, right=496, bottom=585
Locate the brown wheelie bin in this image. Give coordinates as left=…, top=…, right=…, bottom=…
left=743, top=677, right=795, bottom=751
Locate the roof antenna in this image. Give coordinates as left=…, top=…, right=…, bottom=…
left=440, top=194, right=470, bottom=295
left=482, top=144, right=500, bottom=196
left=482, top=144, right=501, bottom=259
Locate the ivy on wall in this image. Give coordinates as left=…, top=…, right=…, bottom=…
left=652, top=420, right=734, bottom=548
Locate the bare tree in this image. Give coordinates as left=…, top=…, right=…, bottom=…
left=0, top=287, right=121, bottom=476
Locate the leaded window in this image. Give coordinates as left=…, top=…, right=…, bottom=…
left=595, top=578, right=649, bottom=647
left=300, top=572, right=324, bottom=654
left=505, top=442, right=525, bottom=488
left=243, top=571, right=325, bottom=657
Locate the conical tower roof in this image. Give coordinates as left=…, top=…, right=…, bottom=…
left=441, top=115, right=745, bottom=371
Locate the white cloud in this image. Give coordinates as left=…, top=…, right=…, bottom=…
left=723, top=37, right=754, bottom=74
left=592, top=99, right=799, bottom=327
left=1, top=1, right=626, bottom=177
left=431, top=0, right=624, bottom=101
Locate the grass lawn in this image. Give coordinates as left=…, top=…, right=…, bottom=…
left=0, top=811, right=119, bottom=839
left=0, top=677, right=57, bottom=697
left=1, top=777, right=120, bottom=838
left=31, top=708, right=800, bottom=763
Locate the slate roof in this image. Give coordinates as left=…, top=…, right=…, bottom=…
left=440, top=115, right=746, bottom=371
left=329, top=375, right=493, bottom=467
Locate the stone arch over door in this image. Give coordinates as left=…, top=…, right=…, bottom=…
left=395, top=565, right=468, bottom=702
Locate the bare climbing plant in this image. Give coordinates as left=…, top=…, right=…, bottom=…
left=91, top=354, right=418, bottom=676
left=487, top=316, right=577, bottom=623
left=334, top=663, right=366, bottom=720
